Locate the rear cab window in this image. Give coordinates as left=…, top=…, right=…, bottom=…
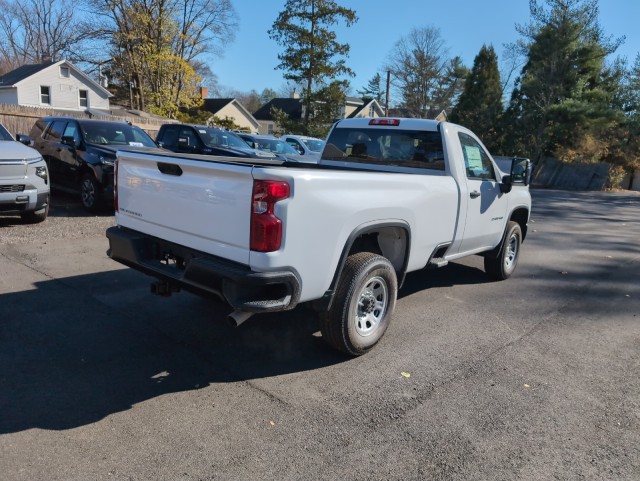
left=322, top=127, right=445, bottom=173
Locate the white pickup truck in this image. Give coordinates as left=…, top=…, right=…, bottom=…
left=106, top=118, right=532, bottom=355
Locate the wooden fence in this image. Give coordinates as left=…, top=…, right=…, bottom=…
left=0, top=104, right=171, bottom=139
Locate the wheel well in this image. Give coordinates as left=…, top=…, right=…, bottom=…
left=347, top=226, right=409, bottom=276
left=510, top=208, right=529, bottom=240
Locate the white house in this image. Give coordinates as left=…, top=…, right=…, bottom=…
left=0, top=60, right=112, bottom=112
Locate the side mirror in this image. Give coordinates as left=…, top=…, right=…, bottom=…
left=510, top=157, right=531, bottom=186
left=499, top=175, right=512, bottom=194
left=16, top=134, right=32, bottom=146
left=61, top=136, right=78, bottom=148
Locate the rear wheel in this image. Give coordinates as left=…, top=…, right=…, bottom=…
left=484, top=221, right=522, bottom=280
left=80, top=173, right=101, bottom=212
left=320, top=252, right=397, bottom=356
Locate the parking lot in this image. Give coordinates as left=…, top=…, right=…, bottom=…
left=1, top=189, right=638, bottom=481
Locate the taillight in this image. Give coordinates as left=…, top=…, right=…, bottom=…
left=250, top=180, right=290, bottom=252
left=114, top=158, right=119, bottom=211
left=369, top=118, right=400, bottom=126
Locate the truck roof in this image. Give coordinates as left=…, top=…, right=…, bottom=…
left=333, top=117, right=441, bottom=131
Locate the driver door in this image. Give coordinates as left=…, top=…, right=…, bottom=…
left=457, top=132, right=509, bottom=253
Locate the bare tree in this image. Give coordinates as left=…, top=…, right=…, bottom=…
left=385, top=26, right=466, bottom=118
left=0, top=0, right=91, bottom=67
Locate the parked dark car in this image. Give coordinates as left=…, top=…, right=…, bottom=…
left=156, top=124, right=280, bottom=159
left=27, top=117, right=160, bottom=211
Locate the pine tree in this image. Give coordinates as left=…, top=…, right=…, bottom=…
left=450, top=45, right=503, bottom=153
left=504, top=0, right=623, bottom=161
left=357, top=73, right=384, bottom=102
left=269, top=0, right=357, bottom=133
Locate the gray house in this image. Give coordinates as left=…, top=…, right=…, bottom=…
left=0, top=60, right=112, bottom=112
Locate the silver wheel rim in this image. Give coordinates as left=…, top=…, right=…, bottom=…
left=504, top=233, right=518, bottom=270
left=81, top=178, right=95, bottom=207
left=354, top=276, right=388, bottom=337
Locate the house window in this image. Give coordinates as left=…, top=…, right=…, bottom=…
left=369, top=105, right=375, bottom=117
left=79, top=90, right=88, bottom=107
left=267, top=123, right=274, bottom=135
left=60, top=66, right=70, bottom=78
left=40, top=86, right=50, bottom=105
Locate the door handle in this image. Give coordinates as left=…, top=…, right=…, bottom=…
left=470, top=191, right=481, bottom=198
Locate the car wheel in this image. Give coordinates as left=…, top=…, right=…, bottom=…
left=80, top=173, right=101, bottom=212
left=484, top=221, right=522, bottom=280
left=21, top=204, right=49, bottom=224
left=320, top=252, right=397, bottom=356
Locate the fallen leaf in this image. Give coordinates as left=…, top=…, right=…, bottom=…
left=400, top=372, right=411, bottom=378
left=269, top=421, right=275, bottom=426
left=524, top=384, right=530, bottom=388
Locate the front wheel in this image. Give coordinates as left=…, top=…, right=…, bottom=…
left=80, top=173, right=102, bottom=212
left=320, top=252, right=397, bottom=356
left=484, top=221, right=522, bottom=280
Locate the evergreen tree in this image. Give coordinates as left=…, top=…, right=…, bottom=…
left=504, top=0, right=623, bottom=161
left=450, top=45, right=503, bottom=153
left=357, top=73, right=384, bottom=102
left=269, top=0, right=357, bottom=134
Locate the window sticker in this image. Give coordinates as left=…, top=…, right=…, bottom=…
left=464, top=145, right=483, bottom=170
left=128, top=142, right=144, bottom=147
left=199, top=129, right=207, bottom=133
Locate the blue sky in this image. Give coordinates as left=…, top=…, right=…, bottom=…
left=211, top=0, right=640, bottom=97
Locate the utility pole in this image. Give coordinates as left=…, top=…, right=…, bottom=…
left=385, top=70, right=391, bottom=117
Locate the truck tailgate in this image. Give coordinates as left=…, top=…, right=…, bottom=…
left=115, top=151, right=254, bottom=265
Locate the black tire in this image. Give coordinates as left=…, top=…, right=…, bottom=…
left=21, top=204, right=49, bottom=224
left=320, top=252, right=397, bottom=356
left=80, top=173, right=102, bottom=212
left=484, top=221, right=522, bottom=281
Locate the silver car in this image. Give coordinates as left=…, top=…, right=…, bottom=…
left=0, top=123, right=50, bottom=223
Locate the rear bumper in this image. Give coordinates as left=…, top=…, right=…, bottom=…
left=106, top=226, right=301, bottom=313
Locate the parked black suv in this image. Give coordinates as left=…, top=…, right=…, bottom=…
left=156, top=124, right=279, bottom=159
left=28, top=117, right=159, bottom=211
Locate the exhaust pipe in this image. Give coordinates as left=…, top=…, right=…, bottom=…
left=227, top=310, right=253, bottom=327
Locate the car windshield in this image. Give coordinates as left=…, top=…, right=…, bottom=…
left=199, top=128, right=249, bottom=148
left=254, top=138, right=299, bottom=155
left=322, top=127, right=445, bottom=171
left=81, top=122, right=157, bottom=147
left=302, top=138, right=325, bottom=152
left=0, top=123, right=13, bottom=141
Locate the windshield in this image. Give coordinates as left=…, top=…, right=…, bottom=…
left=254, top=138, right=299, bottom=155
left=302, top=138, right=325, bottom=152
left=81, top=121, right=157, bottom=147
left=200, top=128, right=249, bottom=149
left=322, top=127, right=445, bottom=171
left=0, top=123, right=13, bottom=141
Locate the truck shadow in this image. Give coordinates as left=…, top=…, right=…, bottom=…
left=0, top=268, right=345, bottom=434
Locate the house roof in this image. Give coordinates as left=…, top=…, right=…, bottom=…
left=0, top=60, right=112, bottom=97
left=201, top=98, right=235, bottom=113
left=253, top=98, right=302, bottom=121
left=347, top=99, right=384, bottom=118
left=200, top=98, right=260, bottom=130
left=0, top=63, right=52, bottom=86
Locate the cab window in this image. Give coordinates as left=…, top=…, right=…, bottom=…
left=458, top=132, right=496, bottom=180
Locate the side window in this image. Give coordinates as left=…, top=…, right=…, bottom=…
left=159, top=126, right=179, bottom=146
left=45, top=121, right=67, bottom=141
left=178, top=127, right=199, bottom=147
left=63, top=122, right=81, bottom=145
left=458, top=132, right=496, bottom=180
left=40, top=86, right=51, bottom=105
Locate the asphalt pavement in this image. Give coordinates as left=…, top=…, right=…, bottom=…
left=0, top=189, right=638, bottom=481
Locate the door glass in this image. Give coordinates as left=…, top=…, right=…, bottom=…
left=458, top=132, right=495, bottom=180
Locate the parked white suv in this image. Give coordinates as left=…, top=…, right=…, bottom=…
left=0, top=123, right=50, bottom=223
left=280, top=134, right=325, bottom=159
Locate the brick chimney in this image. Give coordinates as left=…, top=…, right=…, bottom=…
left=200, top=86, right=208, bottom=99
